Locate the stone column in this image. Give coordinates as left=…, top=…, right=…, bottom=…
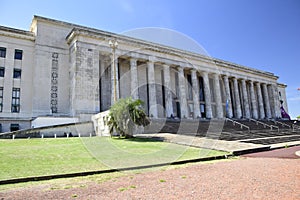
left=147, top=61, right=158, bottom=118
left=202, top=71, right=212, bottom=118
left=191, top=69, right=201, bottom=118
left=178, top=67, right=188, bottom=118
left=256, top=82, right=265, bottom=119
left=111, top=55, right=119, bottom=104
left=213, top=73, right=223, bottom=118
left=262, top=83, right=271, bottom=118
left=233, top=77, right=242, bottom=118
left=223, top=75, right=233, bottom=118
left=249, top=81, right=258, bottom=119
left=271, top=84, right=281, bottom=118
left=130, top=58, right=139, bottom=99
left=241, top=79, right=250, bottom=118
left=163, top=64, right=173, bottom=118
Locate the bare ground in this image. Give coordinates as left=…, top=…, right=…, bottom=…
left=0, top=157, right=299, bottom=200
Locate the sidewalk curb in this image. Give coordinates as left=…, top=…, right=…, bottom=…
left=0, top=154, right=232, bottom=185
left=232, top=146, right=271, bottom=156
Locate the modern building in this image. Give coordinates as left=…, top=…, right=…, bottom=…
left=0, top=16, right=288, bottom=133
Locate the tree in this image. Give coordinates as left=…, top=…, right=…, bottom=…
left=107, top=97, right=150, bottom=138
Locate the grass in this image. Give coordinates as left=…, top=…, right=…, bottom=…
left=0, top=138, right=104, bottom=180
left=0, top=137, right=228, bottom=181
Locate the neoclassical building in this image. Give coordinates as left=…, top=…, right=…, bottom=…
left=0, top=16, right=288, bottom=132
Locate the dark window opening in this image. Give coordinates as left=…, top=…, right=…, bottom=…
left=10, top=124, right=19, bottom=132
left=0, top=47, right=6, bottom=58
left=0, top=87, right=3, bottom=112
left=0, top=67, right=5, bottom=77
left=11, top=88, right=20, bottom=113
left=13, top=69, right=21, bottom=79
left=14, top=49, right=23, bottom=60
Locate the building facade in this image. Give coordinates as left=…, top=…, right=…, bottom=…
left=0, top=16, right=288, bottom=132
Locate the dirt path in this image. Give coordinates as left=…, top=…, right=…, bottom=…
left=1, top=156, right=299, bottom=200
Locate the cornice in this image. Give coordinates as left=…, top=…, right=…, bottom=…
left=31, top=15, right=277, bottom=80
left=0, top=25, right=35, bottom=41
left=277, top=83, right=287, bottom=88
left=67, top=27, right=278, bottom=80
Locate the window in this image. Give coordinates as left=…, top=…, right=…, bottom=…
left=0, top=87, right=3, bottom=112
left=0, top=124, right=2, bottom=133
left=11, top=88, right=20, bottom=113
left=0, top=67, right=4, bottom=77
left=10, top=124, right=19, bottom=132
left=13, top=69, right=21, bottom=79
left=0, top=47, right=6, bottom=58
left=14, top=49, right=23, bottom=60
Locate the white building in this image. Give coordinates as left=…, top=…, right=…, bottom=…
left=0, top=16, right=288, bottom=133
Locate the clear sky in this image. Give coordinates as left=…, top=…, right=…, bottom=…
left=1, top=0, right=300, bottom=118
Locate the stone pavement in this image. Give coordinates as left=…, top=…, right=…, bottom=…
left=136, top=133, right=300, bottom=155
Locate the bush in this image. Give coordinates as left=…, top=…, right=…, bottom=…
left=107, top=97, right=150, bottom=138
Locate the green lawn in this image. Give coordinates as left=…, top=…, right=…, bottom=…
left=0, top=137, right=227, bottom=180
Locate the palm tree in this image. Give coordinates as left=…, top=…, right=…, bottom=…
left=107, top=97, right=150, bottom=138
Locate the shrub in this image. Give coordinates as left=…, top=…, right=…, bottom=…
left=107, top=97, right=150, bottom=138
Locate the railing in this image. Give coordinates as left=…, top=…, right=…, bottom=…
left=272, top=120, right=291, bottom=129
left=292, top=124, right=300, bottom=132
left=225, top=118, right=250, bottom=133
left=249, top=118, right=279, bottom=131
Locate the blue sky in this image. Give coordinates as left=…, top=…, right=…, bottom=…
left=1, top=0, right=300, bottom=118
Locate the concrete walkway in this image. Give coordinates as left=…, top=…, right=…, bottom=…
left=136, top=133, right=300, bottom=155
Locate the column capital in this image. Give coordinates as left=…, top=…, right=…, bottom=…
left=147, top=60, right=154, bottom=67
left=190, top=68, right=198, bottom=74
left=213, top=73, right=220, bottom=78
left=232, top=76, right=238, bottom=80
left=222, top=74, right=228, bottom=78
left=261, top=82, right=268, bottom=86
left=177, top=66, right=185, bottom=72
left=255, top=81, right=261, bottom=86
left=148, top=56, right=157, bottom=63
left=130, top=57, right=137, bottom=66
left=200, top=70, right=209, bottom=76
left=130, top=52, right=139, bottom=58
left=162, top=63, right=170, bottom=69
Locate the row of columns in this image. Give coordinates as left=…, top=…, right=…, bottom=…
left=111, top=56, right=280, bottom=119
left=224, top=76, right=279, bottom=120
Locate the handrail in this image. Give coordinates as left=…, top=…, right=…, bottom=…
left=225, top=118, right=250, bottom=132
left=249, top=118, right=279, bottom=132
left=273, top=120, right=291, bottom=129
left=292, top=124, right=300, bottom=132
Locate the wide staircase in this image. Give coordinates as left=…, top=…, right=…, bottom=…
left=144, top=118, right=300, bottom=145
